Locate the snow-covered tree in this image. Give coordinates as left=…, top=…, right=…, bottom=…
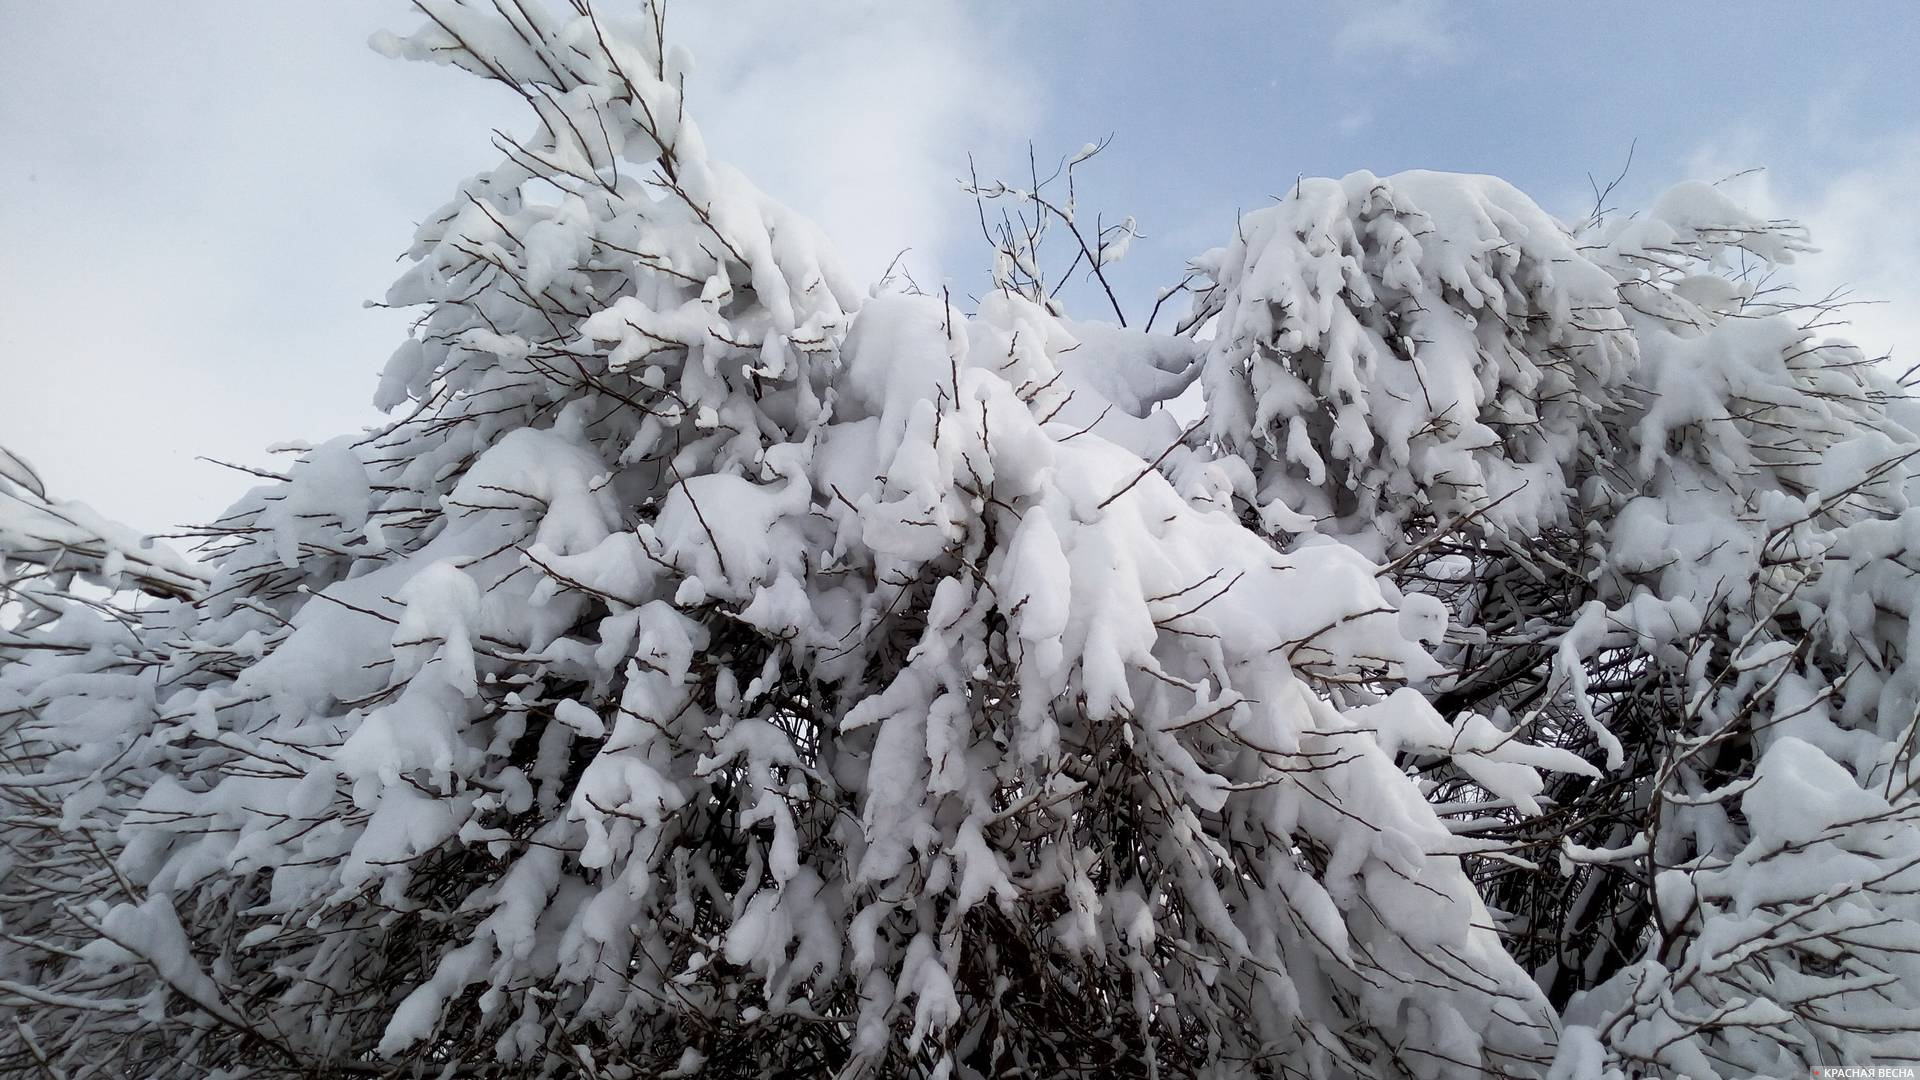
left=2, top=4, right=1917, bottom=1079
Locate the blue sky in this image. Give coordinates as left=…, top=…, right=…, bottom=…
left=949, top=2, right=1920, bottom=334
left=4, top=1, right=1916, bottom=531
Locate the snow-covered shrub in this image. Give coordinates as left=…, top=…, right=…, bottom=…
left=2, top=3, right=1917, bottom=1079
left=1186, top=168, right=1920, bottom=1076
left=0, top=446, right=205, bottom=1074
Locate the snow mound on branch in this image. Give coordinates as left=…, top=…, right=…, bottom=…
left=1, top=445, right=206, bottom=600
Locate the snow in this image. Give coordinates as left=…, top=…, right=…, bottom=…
left=0, top=444, right=207, bottom=599
left=5, top=4, right=1920, bottom=1077
left=1744, top=737, right=1887, bottom=848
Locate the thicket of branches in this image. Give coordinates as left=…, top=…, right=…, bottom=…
left=3, top=3, right=1917, bottom=1078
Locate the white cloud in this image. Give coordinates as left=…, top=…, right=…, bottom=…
left=0, top=1, right=1029, bottom=532
left=1332, top=0, right=1464, bottom=69
left=1688, top=131, right=1920, bottom=371
left=667, top=1, right=1034, bottom=287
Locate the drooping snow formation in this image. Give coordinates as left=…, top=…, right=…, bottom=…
left=1, top=4, right=1916, bottom=1079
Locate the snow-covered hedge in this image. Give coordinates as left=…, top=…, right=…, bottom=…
left=2, top=4, right=1915, bottom=1078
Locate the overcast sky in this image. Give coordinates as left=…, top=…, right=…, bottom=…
left=4, top=1, right=1917, bottom=533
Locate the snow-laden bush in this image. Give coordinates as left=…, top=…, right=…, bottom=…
left=2, top=3, right=1916, bottom=1078
left=0, top=445, right=205, bottom=1073
left=1185, top=167, right=1920, bottom=1076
